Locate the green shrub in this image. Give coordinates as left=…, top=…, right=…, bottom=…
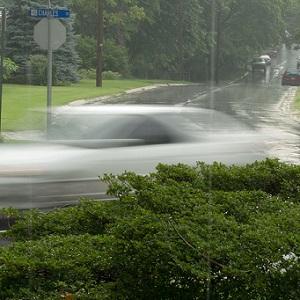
left=194, top=158, right=300, bottom=200
left=78, top=68, right=96, bottom=80
left=0, top=234, right=115, bottom=299
left=1, top=200, right=119, bottom=241
left=1, top=159, right=299, bottom=299
left=103, top=39, right=130, bottom=76
left=27, top=55, right=48, bottom=86
left=78, top=69, right=122, bottom=80
left=26, top=54, right=78, bottom=86
left=76, top=36, right=130, bottom=76
left=102, top=70, right=122, bottom=80
left=3, top=58, right=18, bottom=81
left=76, top=35, right=96, bottom=70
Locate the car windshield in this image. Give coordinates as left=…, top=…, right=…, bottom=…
left=48, top=110, right=249, bottom=142
left=286, top=70, right=300, bottom=76
left=252, top=58, right=264, bottom=62
left=48, top=113, right=189, bottom=144
left=49, top=114, right=139, bottom=140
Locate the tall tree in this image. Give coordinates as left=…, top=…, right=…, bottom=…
left=70, top=0, right=145, bottom=77
left=24, top=0, right=293, bottom=83
left=201, top=0, right=291, bottom=83
left=4, top=0, right=79, bottom=85
left=285, top=0, right=300, bottom=43
left=96, top=0, right=103, bottom=87
left=129, top=0, right=205, bottom=80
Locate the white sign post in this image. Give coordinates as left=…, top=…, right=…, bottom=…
left=32, top=4, right=68, bottom=133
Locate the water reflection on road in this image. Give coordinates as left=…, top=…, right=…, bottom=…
left=106, top=44, right=300, bottom=164
left=194, top=44, right=300, bottom=164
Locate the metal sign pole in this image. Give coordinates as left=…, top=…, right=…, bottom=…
left=31, top=3, right=69, bottom=135
left=47, top=0, right=52, bottom=135
left=0, top=8, right=6, bottom=135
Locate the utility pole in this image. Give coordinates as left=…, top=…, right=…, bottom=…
left=0, top=7, right=6, bottom=135
left=47, top=0, right=53, bottom=133
left=96, top=0, right=103, bottom=87
left=177, top=0, right=184, bottom=81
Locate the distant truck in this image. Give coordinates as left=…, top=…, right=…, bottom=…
left=260, top=55, right=271, bottom=65
left=251, top=57, right=267, bottom=73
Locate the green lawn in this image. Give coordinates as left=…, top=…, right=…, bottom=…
left=1, top=79, right=176, bottom=131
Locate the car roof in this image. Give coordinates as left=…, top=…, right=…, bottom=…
left=53, top=105, right=209, bottom=116
left=260, top=54, right=270, bottom=58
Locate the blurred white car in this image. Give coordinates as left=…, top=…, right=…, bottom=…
left=0, top=105, right=267, bottom=209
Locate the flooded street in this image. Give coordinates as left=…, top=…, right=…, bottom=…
left=105, top=45, right=300, bottom=164
left=194, top=45, right=300, bottom=164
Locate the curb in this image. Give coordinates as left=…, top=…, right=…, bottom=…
left=68, top=73, right=249, bottom=107
left=68, top=83, right=197, bottom=106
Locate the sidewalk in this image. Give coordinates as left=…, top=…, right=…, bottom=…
left=68, top=83, right=195, bottom=106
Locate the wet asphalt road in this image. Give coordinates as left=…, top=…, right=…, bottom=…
left=102, top=44, right=300, bottom=164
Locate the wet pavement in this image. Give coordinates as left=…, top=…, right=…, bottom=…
left=191, top=45, right=300, bottom=164
left=98, top=44, right=300, bottom=164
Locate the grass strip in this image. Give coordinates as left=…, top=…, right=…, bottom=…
left=2, top=79, right=178, bottom=131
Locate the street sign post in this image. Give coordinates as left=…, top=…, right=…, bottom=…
left=31, top=3, right=70, bottom=134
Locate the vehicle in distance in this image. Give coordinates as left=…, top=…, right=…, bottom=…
left=259, top=54, right=271, bottom=65
left=281, top=69, right=300, bottom=86
left=251, top=57, right=267, bottom=72
left=266, top=49, right=278, bottom=57
left=0, top=105, right=268, bottom=209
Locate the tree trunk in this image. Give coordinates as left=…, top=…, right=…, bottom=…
left=176, top=0, right=184, bottom=80
left=96, top=0, right=104, bottom=87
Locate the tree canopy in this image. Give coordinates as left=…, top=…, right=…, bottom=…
left=3, top=0, right=79, bottom=85
left=70, top=0, right=293, bottom=81
left=0, top=0, right=296, bottom=83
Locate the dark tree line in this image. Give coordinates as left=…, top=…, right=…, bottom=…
left=62, top=0, right=296, bottom=82
left=0, top=0, right=296, bottom=84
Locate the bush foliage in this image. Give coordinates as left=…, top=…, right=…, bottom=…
left=0, top=159, right=299, bottom=299
left=27, top=55, right=49, bottom=86
left=3, top=58, right=18, bottom=81
left=102, top=71, right=122, bottom=80
left=76, top=36, right=130, bottom=77
left=78, top=69, right=122, bottom=80
left=5, top=0, right=79, bottom=86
